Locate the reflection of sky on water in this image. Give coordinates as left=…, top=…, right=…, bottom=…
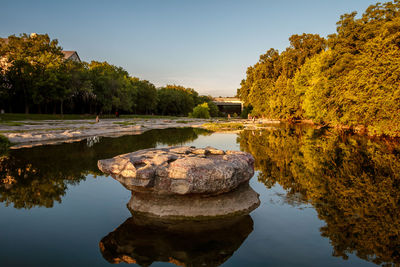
left=184, top=132, right=240, bottom=151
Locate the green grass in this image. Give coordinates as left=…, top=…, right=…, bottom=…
left=0, top=121, right=25, bottom=126
left=176, top=120, right=191, bottom=124
left=112, top=121, right=137, bottom=126
left=0, top=113, right=97, bottom=121
left=202, top=122, right=245, bottom=131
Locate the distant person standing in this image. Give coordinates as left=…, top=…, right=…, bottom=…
left=115, top=111, right=119, bottom=118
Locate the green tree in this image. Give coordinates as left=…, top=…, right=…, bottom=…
left=238, top=34, right=325, bottom=119
left=238, top=0, right=400, bottom=136
left=156, top=85, right=196, bottom=116
left=131, top=78, right=158, bottom=114
left=88, top=61, right=135, bottom=114
left=0, top=33, right=64, bottom=113
left=62, top=61, right=93, bottom=114
left=207, top=101, right=219, bottom=117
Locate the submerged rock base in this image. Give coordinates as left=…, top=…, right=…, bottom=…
left=128, top=183, right=260, bottom=219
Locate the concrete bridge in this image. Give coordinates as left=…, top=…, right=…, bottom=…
left=212, top=97, right=243, bottom=115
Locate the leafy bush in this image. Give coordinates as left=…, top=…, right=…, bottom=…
left=190, top=103, right=210, bottom=119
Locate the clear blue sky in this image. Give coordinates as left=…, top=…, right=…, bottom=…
left=1, top=0, right=378, bottom=96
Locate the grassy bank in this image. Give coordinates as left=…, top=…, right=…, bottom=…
left=202, top=122, right=245, bottom=131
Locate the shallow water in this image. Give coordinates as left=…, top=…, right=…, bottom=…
left=1, top=126, right=399, bottom=266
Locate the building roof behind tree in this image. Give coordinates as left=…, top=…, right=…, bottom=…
left=213, top=97, right=242, bottom=104
left=0, top=38, right=9, bottom=45
left=62, top=51, right=81, bottom=62
left=1, top=37, right=81, bottom=63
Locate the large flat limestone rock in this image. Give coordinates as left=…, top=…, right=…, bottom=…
left=98, top=146, right=255, bottom=195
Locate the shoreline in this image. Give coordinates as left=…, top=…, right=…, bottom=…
left=0, top=118, right=207, bottom=149
left=2, top=117, right=396, bottom=149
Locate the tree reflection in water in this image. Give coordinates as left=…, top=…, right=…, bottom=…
left=0, top=128, right=210, bottom=209
left=238, top=125, right=400, bottom=266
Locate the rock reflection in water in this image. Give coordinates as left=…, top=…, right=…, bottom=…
left=100, top=214, right=253, bottom=266
left=86, top=136, right=100, bottom=147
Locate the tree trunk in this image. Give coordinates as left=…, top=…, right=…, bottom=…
left=23, top=87, right=29, bottom=114
left=53, top=103, right=56, bottom=114
left=60, top=100, right=64, bottom=116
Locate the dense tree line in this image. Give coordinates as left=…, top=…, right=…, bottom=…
left=156, top=85, right=219, bottom=116
left=0, top=34, right=217, bottom=116
left=238, top=0, right=400, bottom=136
left=238, top=126, right=400, bottom=265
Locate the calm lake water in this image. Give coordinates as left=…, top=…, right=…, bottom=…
left=1, top=126, right=399, bottom=266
